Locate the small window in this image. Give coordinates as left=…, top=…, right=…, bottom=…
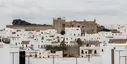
left=85, top=52, right=87, bottom=54
left=41, top=37, right=44, bottom=40
left=12, top=32, right=16, bottom=34
left=81, top=50, right=84, bottom=54
left=88, top=50, right=92, bottom=54
left=66, top=38, right=68, bottom=40
left=15, top=43, right=17, bottom=45
left=62, top=24, right=65, bottom=27
left=35, top=54, right=37, bottom=58
left=94, top=50, right=97, bottom=54
left=101, top=49, right=104, bottom=52
left=82, top=26, right=84, bottom=28
left=78, top=25, right=80, bottom=27
left=30, top=55, right=32, bottom=57
left=86, top=44, right=90, bottom=47
left=38, top=45, right=40, bottom=48
left=51, top=50, right=56, bottom=53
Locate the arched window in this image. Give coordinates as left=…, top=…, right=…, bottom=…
left=81, top=50, right=84, bottom=54
left=94, top=50, right=97, bottom=54
left=101, top=49, right=104, bottom=52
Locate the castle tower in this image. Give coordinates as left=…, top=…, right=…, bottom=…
left=53, top=17, right=66, bottom=33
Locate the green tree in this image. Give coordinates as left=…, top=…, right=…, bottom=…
left=76, top=38, right=83, bottom=46
left=60, top=30, right=65, bottom=35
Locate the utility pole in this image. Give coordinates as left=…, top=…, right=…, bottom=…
left=76, top=56, right=77, bottom=64
left=50, top=55, right=55, bottom=64
left=28, top=55, right=30, bottom=64
left=53, top=55, right=54, bottom=64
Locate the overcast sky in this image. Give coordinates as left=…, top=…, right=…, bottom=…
left=0, top=0, right=127, bottom=28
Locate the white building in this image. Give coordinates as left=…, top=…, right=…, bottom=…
left=101, top=43, right=127, bottom=64
left=80, top=41, right=100, bottom=57
left=0, top=42, right=19, bottom=64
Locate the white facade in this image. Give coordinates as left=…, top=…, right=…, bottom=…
left=101, top=43, right=127, bottom=64
left=0, top=42, right=19, bottom=64
left=80, top=44, right=100, bottom=57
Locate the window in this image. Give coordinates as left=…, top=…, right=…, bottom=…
left=0, top=39, right=1, bottom=42
left=15, top=43, right=17, bottom=45
left=17, top=30, right=21, bottom=32
left=30, top=55, right=32, bottom=57
left=88, top=50, right=92, bottom=54
left=85, top=52, right=87, bottom=54
left=17, top=34, right=19, bottom=36
left=12, top=32, right=16, bottom=34
left=94, top=50, right=97, bottom=54
left=82, top=26, right=84, bottom=28
left=41, top=37, right=44, bottom=40
left=51, top=50, right=56, bottom=53
left=74, top=34, right=76, bottom=36
left=81, top=50, right=84, bottom=54
left=101, top=49, right=104, bottom=52
left=63, top=24, right=65, bottom=27
left=78, top=25, right=80, bottom=27
left=66, top=38, right=68, bottom=40
left=86, top=44, right=90, bottom=47
left=35, top=54, right=37, bottom=58
left=38, top=45, right=40, bottom=48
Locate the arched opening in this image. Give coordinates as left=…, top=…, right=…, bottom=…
left=94, top=50, right=97, bottom=54
left=101, top=49, right=104, bottom=52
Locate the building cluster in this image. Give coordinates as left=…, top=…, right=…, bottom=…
left=0, top=18, right=127, bottom=59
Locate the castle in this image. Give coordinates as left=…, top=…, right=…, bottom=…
left=6, top=17, right=98, bottom=34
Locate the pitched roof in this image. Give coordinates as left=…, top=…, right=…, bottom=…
left=84, top=41, right=101, bottom=46
left=109, top=39, right=127, bottom=43
left=22, top=41, right=29, bottom=44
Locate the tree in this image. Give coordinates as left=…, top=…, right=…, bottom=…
left=12, top=19, right=42, bottom=26
left=97, top=25, right=111, bottom=32
left=76, top=38, right=83, bottom=46
left=60, top=38, right=67, bottom=57
left=60, top=30, right=65, bottom=35
left=12, top=19, right=31, bottom=25
left=45, top=45, right=53, bottom=50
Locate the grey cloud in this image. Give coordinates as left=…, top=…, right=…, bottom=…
left=0, top=0, right=127, bottom=28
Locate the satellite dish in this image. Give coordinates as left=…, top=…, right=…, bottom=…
left=2, top=38, right=10, bottom=44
